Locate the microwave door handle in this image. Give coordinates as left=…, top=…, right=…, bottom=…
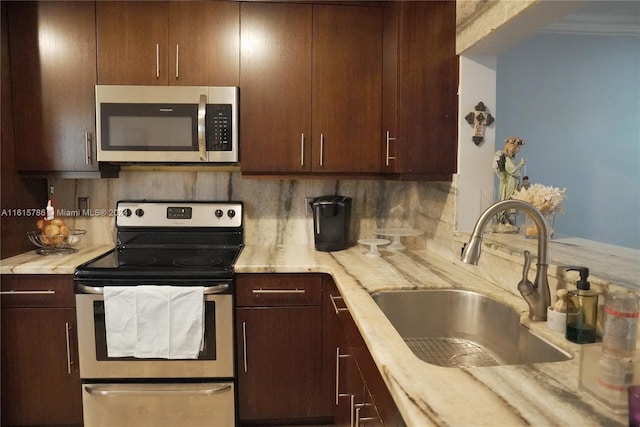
left=198, top=94, right=207, bottom=161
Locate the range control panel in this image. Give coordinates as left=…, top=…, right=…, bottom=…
left=116, top=201, right=242, bottom=228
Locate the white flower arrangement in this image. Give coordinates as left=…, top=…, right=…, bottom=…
left=510, top=183, right=567, bottom=215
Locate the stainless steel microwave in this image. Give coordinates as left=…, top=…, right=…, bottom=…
left=96, top=85, right=238, bottom=163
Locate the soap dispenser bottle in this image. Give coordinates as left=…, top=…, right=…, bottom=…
left=565, top=266, right=598, bottom=344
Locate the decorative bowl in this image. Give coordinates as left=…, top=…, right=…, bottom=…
left=27, top=229, right=87, bottom=255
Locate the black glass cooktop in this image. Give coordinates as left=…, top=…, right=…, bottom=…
left=75, top=245, right=243, bottom=282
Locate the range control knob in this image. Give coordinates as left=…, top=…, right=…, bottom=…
left=215, top=209, right=224, bottom=218
left=135, top=208, right=144, bottom=217
left=121, top=208, right=132, bottom=217
left=227, top=209, right=236, bottom=218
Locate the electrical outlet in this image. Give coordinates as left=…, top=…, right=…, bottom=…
left=78, top=197, right=90, bottom=215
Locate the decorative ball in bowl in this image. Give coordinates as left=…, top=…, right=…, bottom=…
left=27, top=229, right=86, bottom=255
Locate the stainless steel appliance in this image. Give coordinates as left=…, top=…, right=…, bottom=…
left=74, top=200, right=243, bottom=427
left=96, top=85, right=238, bottom=163
left=310, top=195, right=352, bottom=251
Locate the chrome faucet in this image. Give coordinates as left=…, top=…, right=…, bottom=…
left=461, top=199, right=550, bottom=321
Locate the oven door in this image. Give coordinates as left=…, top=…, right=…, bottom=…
left=76, top=291, right=233, bottom=379
left=82, top=382, right=235, bottom=427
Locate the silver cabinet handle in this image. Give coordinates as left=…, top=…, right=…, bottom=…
left=85, top=132, right=92, bottom=165
left=65, top=322, right=72, bottom=374
left=175, top=44, right=180, bottom=79
left=355, top=402, right=378, bottom=426
left=198, top=94, right=207, bottom=161
left=335, top=347, right=341, bottom=404
left=155, top=43, right=160, bottom=78
left=319, top=133, right=324, bottom=166
left=242, top=321, right=248, bottom=373
left=300, top=133, right=305, bottom=166
left=385, top=131, right=397, bottom=166
left=329, top=294, right=348, bottom=314
left=349, top=394, right=356, bottom=427
left=0, top=290, right=55, bottom=295
left=336, top=347, right=352, bottom=405
left=251, top=289, right=306, bottom=295
left=84, top=383, right=232, bottom=396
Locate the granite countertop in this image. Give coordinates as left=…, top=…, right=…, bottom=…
left=0, top=245, right=113, bottom=275
left=236, top=245, right=626, bottom=426
left=0, top=243, right=627, bottom=426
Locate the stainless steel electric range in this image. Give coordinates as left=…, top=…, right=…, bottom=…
left=74, top=200, right=243, bottom=427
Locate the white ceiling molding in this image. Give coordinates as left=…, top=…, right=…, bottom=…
left=541, top=13, right=640, bottom=36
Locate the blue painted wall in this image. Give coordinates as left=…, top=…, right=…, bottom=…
left=496, top=33, right=640, bottom=249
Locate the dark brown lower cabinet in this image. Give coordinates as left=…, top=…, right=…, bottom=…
left=235, top=273, right=402, bottom=426
left=235, top=273, right=330, bottom=425
left=324, top=277, right=404, bottom=427
left=0, top=275, right=83, bottom=426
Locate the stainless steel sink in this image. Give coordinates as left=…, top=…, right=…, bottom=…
left=371, top=289, right=572, bottom=367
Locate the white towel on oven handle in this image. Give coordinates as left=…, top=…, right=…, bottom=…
left=167, top=286, right=205, bottom=359
left=104, top=286, right=137, bottom=358
left=104, top=286, right=204, bottom=359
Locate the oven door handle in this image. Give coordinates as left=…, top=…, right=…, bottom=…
left=84, top=383, right=232, bottom=397
left=75, top=283, right=229, bottom=295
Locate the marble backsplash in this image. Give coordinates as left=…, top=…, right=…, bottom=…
left=47, top=171, right=638, bottom=296
left=49, top=172, right=457, bottom=252
left=36, top=169, right=640, bottom=316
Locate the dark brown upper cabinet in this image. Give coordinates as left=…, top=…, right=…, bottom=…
left=382, top=1, right=459, bottom=181
left=97, top=1, right=239, bottom=86
left=8, top=1, right=98, bottom=174
left=239, top=2, right=382, bottom=176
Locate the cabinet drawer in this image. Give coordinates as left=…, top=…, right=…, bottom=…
left=236, top=274, right=322, bottom=307
left=0, top=275, right=75, bottom=308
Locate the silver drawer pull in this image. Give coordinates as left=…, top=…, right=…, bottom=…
left=251, top=289, right=306, bottom=295
left=0, top=290, right=55, bottom=295
left=84, top=384, right=231, bottom=397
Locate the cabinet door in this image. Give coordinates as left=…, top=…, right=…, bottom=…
left=239, top=2, right=313, bottom=174
left=168, top=2, right=239, bottom=86
left=312, top=5, right=382, bottom=173
left=8, top=1, right=98, bottom=173
left=236, top=306, right=324, bottom=422
left=1, top=308, right=82, bottom=426
left=97, top=1, right=169, bottom=85
left=382, top=1, right=458, bottom=179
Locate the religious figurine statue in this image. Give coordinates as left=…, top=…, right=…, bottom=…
left=493, top=136, right=526, bottom=228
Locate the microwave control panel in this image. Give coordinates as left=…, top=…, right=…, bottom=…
left=206, top=104, right=232, bottom=151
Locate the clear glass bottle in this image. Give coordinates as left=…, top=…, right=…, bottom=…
left=602, top=290, right=639, bottom=357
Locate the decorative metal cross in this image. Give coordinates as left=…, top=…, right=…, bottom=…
left=465, top=102, right=495, bottom=146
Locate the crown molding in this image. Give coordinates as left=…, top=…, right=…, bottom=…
left=541, top=13, right=640, bottom=36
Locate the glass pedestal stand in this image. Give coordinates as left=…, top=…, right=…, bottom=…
left=374, top=228, right=423, bottom=251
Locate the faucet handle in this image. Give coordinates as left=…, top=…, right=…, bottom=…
left=518, top=250, right=535, bottom=296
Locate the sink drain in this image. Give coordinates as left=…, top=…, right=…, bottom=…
left=404, top=337, right=500, bottom=367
